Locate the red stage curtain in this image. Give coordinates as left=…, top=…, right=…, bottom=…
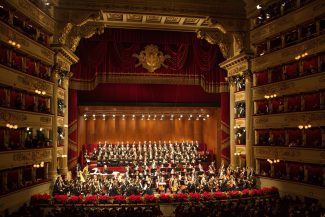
left=77, top=83, right=220, bottom=104
left=255, top=70, right=268, bottom=86
left=71, top=28, right=225, bottom=88
left=68, top=89, right=78, bottom=169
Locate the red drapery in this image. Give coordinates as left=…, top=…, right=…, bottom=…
left=11, top=51, right=23, bottom=70
left=256, top=100, right=268, bottom=114
left=304, top=92, right=319, bottom=111
left=0, top=88, right=5, bottom=106
left=302, top=57, right=318, bottom=73
left=270, top=66, right=283, bottom=83
left=306, top=128, right=321, bottom=147
left=25, top=93, right=34, bottom=109
left=77, top=84, right=220, bottom=105
left=255, top=70, right=268, bottom=86
left=287, top=95, right=301, bottom=111
left=71, top=28, right=225, bottom=90
left=26, top=57, right=36, bottom=75
left=285, top=62, right=299, bottom=78
left=0, top=44, right=8, bottom=64
left=10, top=90, right=19, bottom=108
left=288, top=129, right=302, bottom=145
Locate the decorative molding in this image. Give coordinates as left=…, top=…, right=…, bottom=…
left=70, top=73, right=229, bottom=93
left=0, top=65, right=54, bottom=96
left=0, top=21, right=54, bottom=65
left=219, top=53, right=253, bottom=77
left=52, top=45, right=80, bottom=70
left=0, top=108, right=53, bottom=129
left=253, top=72, right=325, bottom=100
left=57, top=116, right=64, bottom=127
left=254, top=146, right=325, bottom=164
left=253, top=110, right=325, bottom=129
left=133, top=44, right=170, bottom=73
left=57, top=87, right=65, bottom=100
left=0, top=148, right=52, bottom=170
left=235, top=118, right=246, bottom=128
left=235, top=91, right=246, bottom=102
left=252, top=34, right=325, bottom=72
left=4, top=0, right=55, bottom=33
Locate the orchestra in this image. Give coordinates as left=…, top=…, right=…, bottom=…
left=52, top=162, right=256, bottom=196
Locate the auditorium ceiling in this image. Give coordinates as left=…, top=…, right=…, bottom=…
left=54, top=0, right=248, bottom=32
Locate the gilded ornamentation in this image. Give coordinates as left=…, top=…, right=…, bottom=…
left=232, top=31, right=246, bottom=53
left=0, top=110, right=27, bottom=123
left=133, top=44, right=171, bottom=73
left=206, top=17, right=227, bottom=34
left=196, top=28, right=232, bottom=59
left=226, top=76, right=236, bottom=86
left=242, top=70, right=253, bottom=81
left=58, top=11, right=105, bottom=52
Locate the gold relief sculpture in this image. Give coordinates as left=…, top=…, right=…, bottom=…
left=133, top=44, right=170, bottom=73
left=196, top=28, right=232, bottom=59
left=232, top=32, right=246, bottom=53
left=58, top=11, right=105, bottom=52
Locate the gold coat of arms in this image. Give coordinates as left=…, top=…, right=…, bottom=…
left=133, top=44, right=170, bottom=73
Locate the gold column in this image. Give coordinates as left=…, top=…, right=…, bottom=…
left=44, top=163, right=49, bottom=180
left=229, top=81, right=236, bottom=167
left=49, top=71, right=59, bottom=180
left=245, top=71, right=254, bottom=169
left=59, top=78, right=69, bottom=175
left=255, top=159, right=260, bottom=175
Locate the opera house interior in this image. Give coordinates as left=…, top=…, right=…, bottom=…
left=0, top=0, right=324, bottom=216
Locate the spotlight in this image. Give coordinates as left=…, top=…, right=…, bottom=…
left=256, top=4, right=262, bottom=9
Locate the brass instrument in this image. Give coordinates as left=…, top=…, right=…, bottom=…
left=79, top=171, right=85, bottom=182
